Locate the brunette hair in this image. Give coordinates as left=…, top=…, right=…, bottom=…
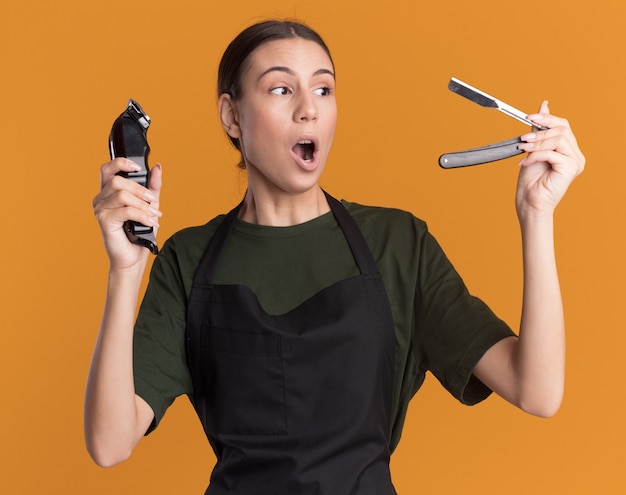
left=217, top=20, right=334, bottom=166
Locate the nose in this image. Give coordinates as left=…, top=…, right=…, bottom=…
left=294, top=91, right=318, bottom=122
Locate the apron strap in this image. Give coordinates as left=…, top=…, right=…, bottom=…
left=323, top=191, right=380, bottom=277
left=192, top=201, right=243, bottom=285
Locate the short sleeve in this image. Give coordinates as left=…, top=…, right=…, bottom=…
left=413, top=230, right=516, bottom=405
left=133, top=237, right=194, bottom=433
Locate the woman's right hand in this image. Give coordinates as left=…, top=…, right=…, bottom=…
left=93, top=158, right=163, bottom=269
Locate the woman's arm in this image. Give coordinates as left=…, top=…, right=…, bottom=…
left=473, top=102, right=585, bottom=417
left=84, top=159, right=162, bottom=466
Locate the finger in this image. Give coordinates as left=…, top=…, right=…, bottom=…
left=99, top=173, right=158, bottom=203
left=148, top=163, right=163, bottom=197
left=93, top=177, right=161, bottom=221
left=519, top=148, right=584, bottom=176
left=98, top=186, right=159, bottom=212
left=95, top=189, right=162, bottom=229
left=99, top=158, right=142, bottom=189
left=518, top=149, right=559, bottom=167
left=519, top=124, right=583, bottom=163
left=526, top=113, right=572, bottom=132
left=523, top=100, right=549, bottom=131
left=96, top=204, right=161, bottom=232
left=519, top=130, right=573, bottom=154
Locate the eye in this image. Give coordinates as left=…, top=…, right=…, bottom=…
left=313, top=86, right=334, bottom=96
left=270, top=86, right=291, bottom=96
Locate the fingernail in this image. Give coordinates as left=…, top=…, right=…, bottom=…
left=148, top=206, right=162, bottom=217
left=518, top=157, right=527, bottom=166
left=519, top=142, right=534, bottom=151
left=145, top=191, right=157, bottom=202
left=521, top=132, right=536, bottom=142
left=127, top=160, right=142, bottom=171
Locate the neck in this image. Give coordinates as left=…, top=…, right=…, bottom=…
left=239, top=186, right=330, bottom=226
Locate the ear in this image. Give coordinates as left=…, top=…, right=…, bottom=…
left=218, top=93, right=241, bottom=139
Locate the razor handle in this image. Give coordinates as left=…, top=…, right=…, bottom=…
left=109, top=99, right=158, bottom=254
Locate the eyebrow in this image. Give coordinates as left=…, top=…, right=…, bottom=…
left=257, top=66, right=335, bottom=82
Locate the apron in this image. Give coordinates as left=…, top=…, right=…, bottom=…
left=186, top=192, right=397, bottom=494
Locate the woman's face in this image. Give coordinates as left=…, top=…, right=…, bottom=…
left=223, top=38, right=337, bottom=196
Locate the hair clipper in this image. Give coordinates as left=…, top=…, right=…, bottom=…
left=109, top=99, right=158, bottom=254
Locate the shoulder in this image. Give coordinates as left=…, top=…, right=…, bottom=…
left=150, top=213, right=228, bottom=289
left=341, top=199, right=428, bottom=242
left=342, top=199, right=426, bottom=225
left=161, top=211, right=231, bottom=254
left=338, top=199, right=438, bottom=277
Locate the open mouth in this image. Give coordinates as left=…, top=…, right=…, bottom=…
left=293, top=140, right=316, bottom=163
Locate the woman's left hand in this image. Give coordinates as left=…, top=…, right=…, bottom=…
left=516, top=101, right=585, bottom=220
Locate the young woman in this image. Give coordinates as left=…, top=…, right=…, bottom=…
left=86, top=20, right=585, bottom=494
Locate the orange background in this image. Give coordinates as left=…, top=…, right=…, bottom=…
left=1, top=0, right=624, bottom=493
